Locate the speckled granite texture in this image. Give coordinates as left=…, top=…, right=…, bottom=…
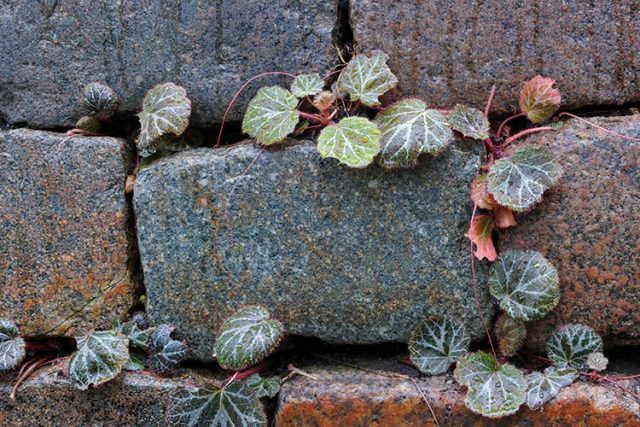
left=0, top=129, right=138, bottom=335
left=134, top=139, right=491, bottom=361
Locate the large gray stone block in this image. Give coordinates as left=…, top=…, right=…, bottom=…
left=134, top=139, right=492, bottom=360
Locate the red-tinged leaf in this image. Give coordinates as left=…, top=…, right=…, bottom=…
left=470, top=175, right=494, bottom=210
left=519, top=76, right=561, bottom=123
left=466, top=215, right=497, bottom=262
left=494, top=205, right=517, bottom=229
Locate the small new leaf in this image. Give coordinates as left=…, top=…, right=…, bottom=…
left=112, top=318, right=151, bottom=350
left=375, top=99, right=452, bottom=168
left=242, top=86, right=299, bottom=146
left=519, top=76, right=561, bottom=123
left=586, top=352, right=608, bottom=372
left=81, top=82, right=118, bottom=116
left=138, top=82, right=191, bottom=150
left=448, top=104, right=490, bottom=140
left=525, top=366, right=577, bottom=409
left=470, top=175, right=494, bottom=210
left=0, top=319, right=25, bottom=372
left=487, top=147, right=562, bottom=211
left=337, top=52, right=398, bottom=107
left=214, top=306, right=284, bottom=371
left=489, top=250, right=560, bottom=321
left=409, top=317, right=470, bottom=375
left=68, top=330, right=129, bottom=390
left=291, top=74, right=324, bottom=98
left=495, top=314, right=526, bottom=357
left=317, top=117, right=381, bottom=168
left=466, top=214, right=497, bottom=262
left=546, top=324, right=603, bottom=369
left=168, top=382, right=266, bottom=427
left=148, top=324, right=187, bottom=374
left=454, top=351, right=527, bottom=418
left=246, top=374, right=281, bottom=399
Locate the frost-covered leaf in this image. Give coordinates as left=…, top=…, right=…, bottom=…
left=148, top=324, right=187, bottom=374
left=454, top=351, right=526, bottom=418
left=124, top=349, right=147, bottom=371
left=375, top=99, right=452, bottom=168
left=495, top=314, right=526, bottom=357
left=113, top=318, right=151, bottom=350
left=466, top=214, right=496, bottom=262
left=242, top=86, right=299, bottom=146
left=81, top=82, right=118, bottom=116
left=487, top=147, right=562, bottom=212
left=448, top=104, right=490, bottom=140
left=316, top=117, right=381, bottom=168
left=337, top=52, right=398, bottom=107
left=291, top=73, right=324, bottom=98
left=138, top=83, right=191, bottom=150
left=214, top=306, right=284, bottom=371
left=68, top=330, right=129, bottom=390
left=489, top=250, right=559, bottom=321
left=168, top=382, right=266, bottom=427
left=0, top=319, right=25, bottom=372
left=525, top=366, right=577, bottom=409
left=587, top=352, right=608, bottom=372
left=519, top=76, right=561, bottom=123
left=409, top=317, right=470, bottom=375
left=246, top=374, right=281, bottom=399
left=546, top=324, right=603, bottom=369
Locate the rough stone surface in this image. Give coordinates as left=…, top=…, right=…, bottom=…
left=275, top=357, right=640, bottom=426
left=351, top=1, right=640, bottom=115
left=0, top=0, right=335, bottom=128
left=0, top=129, right=137, bottom=336
left=499, top=115, right=640, bottom=350
left=134, top=139, right=491, bottom=360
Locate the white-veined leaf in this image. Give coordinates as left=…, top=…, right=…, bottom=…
left=488, top=250, right=560, bottom=321
left=81, top=82, right=118, bottom=115
left=337, top=52, right=398, bottom=107
left=68, top=330, right=129, bottom=390
left=525, top=366, right=577, bottom=409
left=214, top=306, right=284, bottom=371
left=242, top=86, right=299, bottom=146
left=148, top=324, right=187, bottom=374
left=316, top=116, right=381, bottom=168
left=291, top=74, right=324, bottom=98
left=448, top=104, right=490, bottom=140
left=375, top=99, right=452, bottom=168
left=487, top=147, right=562, bottom=211
left=246, top=374, right=281, bottom=399
left=123, top=349, right=147, bottom=371
left=138, top=82, right=191, bottom=150
left=546, top=324, right=603, bottom=369
left=454, top=351, right=527, bottom=418
left=168, top=382, right=266, bottom=427
left=587, top=352, right=608, bottom=372
left=495, top=313, right=526, bottom=357
left=409, top=317, right=469, bottom=375
left=0, top=319, right=25, bottom=372
left=519, top=76, right=561, bottom=123
left=112, top=318, right=151, bottom=350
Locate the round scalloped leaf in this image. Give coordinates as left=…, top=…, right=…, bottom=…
left=525, top=366, right=577, bottom=409
left=0, top=319, right=25, bottom=372
left=81, top=82, right=118, bottom=116
left=242, top=86, right=299, bottom=146
left=375, top=99, right=452, bottom=168
left=448, top=104, right=490, bottom=140
left=168, top=382, right=266, bottom=427
left=291, top=73, right=324, bottom=98
left=112, top=318, right=151, bottom=350
left=214, top=306, right=284, bottom=371
left=337, top=52, right=398, bottom=107
left=454, top=351, right=526, bottom=418
left=519, top=76, right=561, bottom=123
left=317, top=117, right=381, bottom=168
left=495, top=313, right=526, bottom=357
left=246, top=374, right=281, bottom=399
left=586, top=352, right=608, bottom=372
left=148, top=324, right=187, bottom=375
left=68, top=330, right=129, bottom=390
left=409, top=317, right=470, bottom=375
left=489, top=250, right=560, bottom=321
left=546, top=324, right=603, bottom=369
left=138, top=83, right=191, bottom=150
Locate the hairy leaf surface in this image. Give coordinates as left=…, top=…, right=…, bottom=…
left=246, top=374, right=281, bottom=399
left=338, top=52, right=398, bottom=107
left=291, top=74, right=324, bottom=98
left=586, top=352, right=608, bottom=372
left=0, top=320, right=25, bottom=372
left=466, top=214, right=496, bottom=262
left=495, top=314, right=526, bottom=357
left=148, top=324, right=187, bottom=374
left=242, top=86, right=299, bottom=146
left=317, top=117, right=381, bottom=168
left=525, top=366, right=577, bottom=409
left=448, top=104, right=490, bottom=140
left=519, top=76, right=561, bottom=123
left=113, top=318, right=151, bottom=350
left=82, top=82, right=118, bottom=115
left=138, top=82, right=191, bottom=149
left=547, top=324, right=603, bottom=369
left=68, top=330, right=129, bottom=390
left=409, top=317, right=470, bottom=375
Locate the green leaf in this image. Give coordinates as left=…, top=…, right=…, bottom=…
left=138, top=82, right=191, bottom=150
left=546, top=324, right=603, bottom=369
left=454, top=351, right=527, bottom=418
left=337, top=52, right=398, bottom=107
left=487, top=147, right=562, bottom=211
left=488, top=250, right=560, bottom=321
left=519, top=76, right=561, bottom=123
left=112, top=318, right=151, bottom=350
left=495, top=314, right=526, bottom=357
left=525, top=366, right=577, bottom=409
left=0, top=319, right=25, bottom=372
left=246, top=374, right=281, bottom=399
left=409, top=317, right=470, bottom=375
left=148, top=324, right=187, bottom=375
left=242, top=86, right=299, bottom=146
left=168, top=382, right=266, bottom=427
left=124, top=349, right=148, bottom=371
left=214, top=306, right=284, bottom=371
left=316, top=117, right=381, bottom=168
left=68, top=330, right=129, bottom=390
left=586, top=352, right=608, bottom=372
left=81, top=82, right=118, bottom=116
left=375, top=99, right=452, bottom=168
left=290, top=74, right=324, bottom=98
left=448, top=104, right=490, bottom=140
left=140, top=128, right=204, bottom=158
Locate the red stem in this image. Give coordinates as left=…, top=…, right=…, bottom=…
left=484, top=84, right=496, bottom=117
left=580, top=372, right=640, bottom=402
left=298, top=111, right=325, bottom=124
left=610, top=374, right=640, bottom=381
left=496, top=112, right=526, bottom=139
left=502, top=126, right=552, bottom=148
left=558, top=112, right=640, bottom=141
